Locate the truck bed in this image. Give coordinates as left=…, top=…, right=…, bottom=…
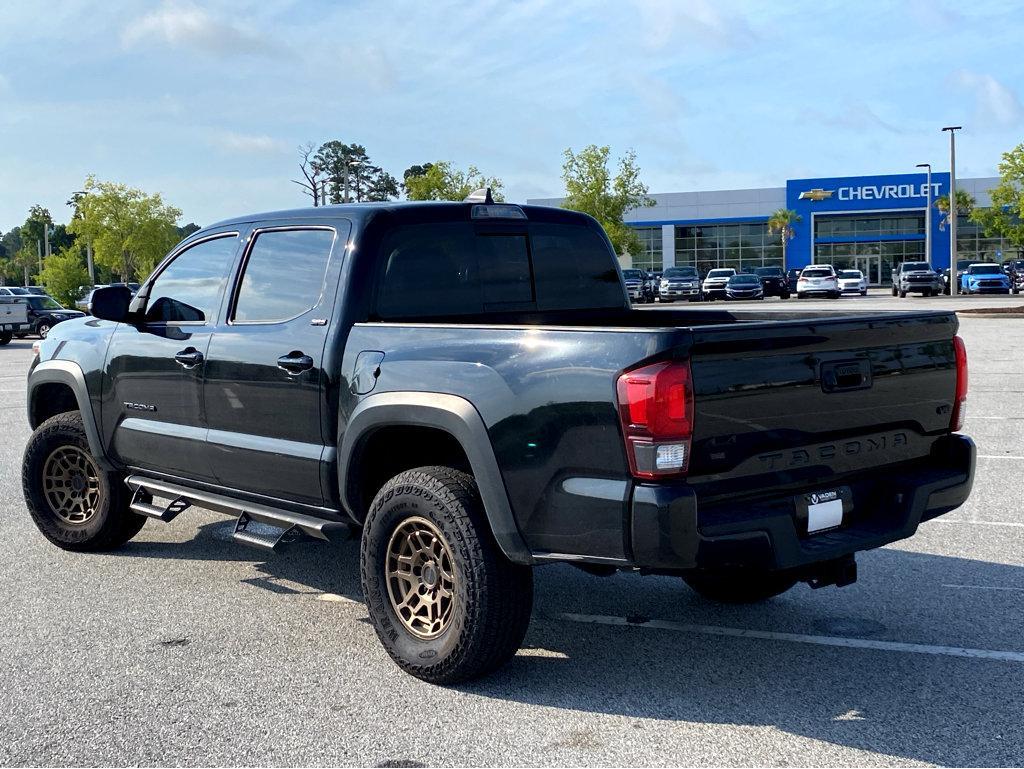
left=348, top=308, right=961, bottom=563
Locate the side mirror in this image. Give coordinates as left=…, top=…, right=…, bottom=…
left=89, top=285, right=133, bottom=322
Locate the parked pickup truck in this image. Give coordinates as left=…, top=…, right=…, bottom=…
left=23, top=198, right=975, bottom=685
left=0, top=296, right=30, bottom=344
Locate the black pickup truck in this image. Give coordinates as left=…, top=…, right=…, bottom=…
left=23, top=199, right=974, bottom=684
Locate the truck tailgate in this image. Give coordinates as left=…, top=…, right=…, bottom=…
left=685, top=312, right=960, bottom=501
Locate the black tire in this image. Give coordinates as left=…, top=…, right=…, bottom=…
left=860, top=290, right=868, bottom=296
left=22, top=411, right=146, bottom=551
left=360, top=466, right=533, bottom=684
left=830, top=291, right=841, bottom=299
left=683, top=569, right=798, bottom=604
left=898, top=290, right=906, bottom=298
left=780, top=292, right=790, bottom=300
left=891, top=286, right=898, bottom=296
left=797, top=292, right=806, bottom=299
left=0, top=331, right=12, bottom=346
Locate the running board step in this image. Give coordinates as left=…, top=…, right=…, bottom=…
left=124, top=475, right=349, bottom=543
left=129, top=487, right=191, bottom=522
left=232, top=513, right=305, bottom=552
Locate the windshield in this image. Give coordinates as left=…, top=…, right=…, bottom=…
left=28, top=296, right=64, bottom=310
left=902, top=262, right=930, bottom=272
left=969, top=265, right=1001, bottom=275
left=838, top=270, right=862, bottom=278
left=707, top=269, right=734, bottom=278
left=729, top=275, right=759, bottom=284
left=663, top=267, right=697, bottom=278
left=622, top=270, right=643, bottom=280
left=753, top=267, right=783, bottom=277
left=5, top=287, right=29, bottom=295
left=957, top=260, right=973, bottom=270
left=801, top=268, right=832, bottom=278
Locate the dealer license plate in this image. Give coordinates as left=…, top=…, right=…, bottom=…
left=795, top=487, right=852, bottom=535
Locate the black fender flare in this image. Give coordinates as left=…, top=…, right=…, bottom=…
left=338, top=391, right=533, bottom=565
left=27, top=359, right=114, bottom=470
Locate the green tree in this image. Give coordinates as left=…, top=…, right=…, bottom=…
left=20, top=205, right=53, bottom=258
left=767, top=209, right=803, bottom=270
left=38, top=245, right=90, bottom=307
left=561, top=145, right=653, bottom=255
left=68, top=176, right=182, bottom=282
left=404, top=161, right=504, bottom=202
left=934, top=189, right=976, bottom=231
left=971, top=142, right=1024, bottom=256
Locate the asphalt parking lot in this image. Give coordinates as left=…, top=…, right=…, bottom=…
left=1, top=300, right=1022, bottom=767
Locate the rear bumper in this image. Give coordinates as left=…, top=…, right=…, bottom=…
left=629, top=434, right=975, bottom=572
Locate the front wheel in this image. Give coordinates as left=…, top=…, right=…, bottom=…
left=36, top=322, right=52, bottom=339
left=0, top=331, right=12, bottom=346
left=860, top=289, right=868, bottom=296
left=891, top=286, right=898, bottom=296
left=361, top=466, right=533, bottom=684
left=899, top=290, right=907, bottom=298
left=22, top=411, right=146, bottom=551
left=683, top=569, right=798, bottom=603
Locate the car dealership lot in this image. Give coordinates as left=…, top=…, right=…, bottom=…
left=0, top=308, right=1022, bottom=766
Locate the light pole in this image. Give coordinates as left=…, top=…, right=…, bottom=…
left=72, top=189, right=96, bottom=284
left=916, top=163, right=932, bottom=267
left=942, top=126, right=962, bottom=293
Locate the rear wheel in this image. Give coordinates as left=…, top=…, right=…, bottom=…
left=22, top=411, right=146, bottom=551
left=683, top=569, right=798, bottom=603
left=899, top=289, right=907, bottom=298
left=891, top=285, right=898, bottom=296
left=0, top=331, right=12, bottom=346
left=361, top=466, right=533, bottom=684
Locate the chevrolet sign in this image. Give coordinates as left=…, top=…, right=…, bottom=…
left=799, top=188, right=834, bottom=201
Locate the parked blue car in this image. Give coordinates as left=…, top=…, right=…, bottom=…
left=961, top=263, right=1011, bottom=294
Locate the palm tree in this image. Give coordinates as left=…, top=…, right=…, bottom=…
left=934, top=189, right=976, bottom=231
left=767, top=208, right=802, bottom=271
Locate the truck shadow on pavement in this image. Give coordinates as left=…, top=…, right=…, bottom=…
left=120, top=520, right=1023, bottom=766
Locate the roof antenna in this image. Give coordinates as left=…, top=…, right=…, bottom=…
left=464, top=187, right=493, bottom=204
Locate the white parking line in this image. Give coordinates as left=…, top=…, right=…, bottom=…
left=942, top=584, right=1024, bottom=593
left=977, top=454, right=1024, bottom=460
left=559, top=613, right=1024, bottom=663
left=928, top=519, right=1024, bottom=528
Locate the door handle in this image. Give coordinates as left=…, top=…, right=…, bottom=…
left=174, top=348, right=204, bottom=368
left=277, top=351, right=314, bottom=374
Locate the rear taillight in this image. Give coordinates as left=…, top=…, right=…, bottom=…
left=951, top=335, right=968, bottom=431
left=616, top=360, right=694, bottom=479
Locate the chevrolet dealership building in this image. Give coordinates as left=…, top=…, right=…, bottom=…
left=532, top=172, right=1010, bottom=286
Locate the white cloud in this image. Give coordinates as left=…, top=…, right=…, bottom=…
left=122, top=1, right=278, bottom=57
left=212, top=131, right=288, bottom=154
left=952, top=70, right=1024, bottom=127
left=799, top=101, right=906, bottom=134
left=631, top=0, right=758, bottom=50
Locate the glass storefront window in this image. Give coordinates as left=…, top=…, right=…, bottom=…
left=629, top=226, right=663, bottom=271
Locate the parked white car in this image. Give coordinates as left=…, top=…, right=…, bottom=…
left=837, top=269, right=868, bottom=296
left=796, top=265, right=841, bottom=299
left=702, top=267, right=737, bottom=300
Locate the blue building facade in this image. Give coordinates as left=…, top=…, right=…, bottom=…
left=531, top=172, right=1005, bottom=285
left=786, top=172, right=952, bottom=285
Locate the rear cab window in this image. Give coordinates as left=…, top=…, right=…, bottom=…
left=374, top=216, right=623, bottom=318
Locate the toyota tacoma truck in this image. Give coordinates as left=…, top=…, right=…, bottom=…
left=22, top=197, right=974, bottom=684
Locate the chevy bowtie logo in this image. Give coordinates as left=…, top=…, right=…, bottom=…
left=799, top=188, right=834, bottom=201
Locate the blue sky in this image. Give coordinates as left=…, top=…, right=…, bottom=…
left=1, top=0, right=1022, bottom=232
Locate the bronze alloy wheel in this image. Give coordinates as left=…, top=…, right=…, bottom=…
left=42, top=445, right=103, bottom=525
left=385, top=516, right=457, bottom=639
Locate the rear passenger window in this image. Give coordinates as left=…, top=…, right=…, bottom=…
left=233, top=229, right=335, bottom=323
left=145, top=235, right=237, bottom=324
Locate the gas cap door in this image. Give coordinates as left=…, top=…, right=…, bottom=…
left=352, top=350, right=385, bottom=395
